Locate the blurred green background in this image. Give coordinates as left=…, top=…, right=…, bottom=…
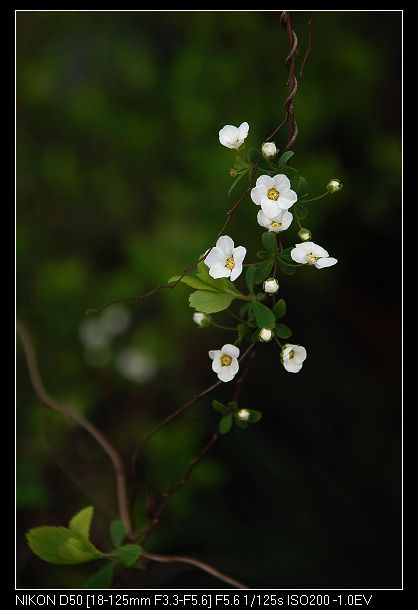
left=16, top=11, right=401, bottom=589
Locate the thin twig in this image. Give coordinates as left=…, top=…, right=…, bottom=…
left=280, top=11, right=299, bottom=152
left=298, top=13, right=314, bottom=81
left=142, top=551, right=248, bottom=589
left=16, top=319, right=133, bottom=536
left=139, top=430, right=219, bottom=543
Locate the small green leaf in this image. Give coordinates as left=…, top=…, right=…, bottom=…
left=279, top=261, right=296, bottom=276
left=275, top=324, right=292, bottom=339
left=251, top=302, right=276, bottom=329
left=189, top=291, right=236, bottom=314
left=239, top=302, right=252, bottom=319
left=262, top=231, right=276, bottom=254
left=110, top=520, right=126, bottom=549
left=254, top=260, right=274, bottom=284
left=295, top=204, right=308, bottom=220
left=85, top=561, right=116, bottom=589
left=278, top=247, right=294, bottom=263
left=212, top=400, right=227, bottom=414
left=69, top=506, right=94, bottom=540
left=278, top=151, right=294, bottom=167
left=219, top=414, right=233, bottom=435
left=245, top=266, right=256, bottom=293
left=168, top=275, right=219, bottom=292
left=248, top=410, right=262, bottom=423
left=257, top=250, right=268, bottom=259
left=228, top=171, right=247, bottom=197
left=296, top=176, right=309, bottom=196
left=237, top=323, right=249, bottom=343
left=235, top=418, right=249, bottom=429
left=248, top=148, right=261, bottom=164
left=226, top=401, right=238, bottom=412
left=233, top=156, right=249, bottom=170
left=26, top=527, right=102, bottom=565
left=272, top=298, right=286, bottom=319
left=116, top=544, right=143, bottom=568
left=196, top=262, right=242, bottom=296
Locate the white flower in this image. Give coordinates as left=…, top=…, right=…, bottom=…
left=297, top=227, right=311, bottom=241
left=204, top=235, right=246, bottom=281
left=251, top=174, right=298, bottom=217
left=327, top=178, right=342, bottom=193
left=291, top=242, right=338, bottom=269
left=219, top=122, right=249, bottom=149
left=257, top=209, right=293, bottom=233
left=237, top=409, right=250, bottom=421
left=209, top=344, right=240, bottom=383
left=193, top=312, right=211, bottom=327
left=261, top=142, right=277, bottom=159
left=259, top=328, right=273, bottom=342
left=281, top=344, right=307, bottom=373
left=263, top=278, right=279, bottom=294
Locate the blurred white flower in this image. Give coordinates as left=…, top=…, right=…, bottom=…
left=115, top=348, right=157, bottom=383
left=281, top=344, right=307, bottom=373
left=100, top=304, right=131, bottom=337
left=257, top=209, right=293, bottom=233
left=237, top=409, right=250, bottom=421
left=204, top=235, right=246, bottom=281
left=291, top=242, right=338, bottom=269
left=327, top=178, right=343, bottom=193
left=259, top=328, right=273, bottom=342
left=79, top=319, right=109, bottom=350
left=209, top=343, right=240, bottom=383
left=263, top=278, right=279, bottom=294
left=261, top=142, right=277, bottom=159
left=193, top=312, right=211, bottom=327
left=251, top=174, right=297, bottom=217
left=219, top=122, right=249, bottom=149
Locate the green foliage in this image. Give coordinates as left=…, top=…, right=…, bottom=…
left=250, top=301, right=276, bottom=329
left=272, top=298, right=286, bottom=320
left=275, top=324, right=292, bottom=339
left=85, top=562, right=117, bottom=589
left=248, top=148, right=261, bottom=164
left=189, top=290, right=236, bottom=314
left=116, top=544, right=143, bottom=567
left=262, top=231, right=276, bottom=254
left=109, top=520, right=126, bottom=549
left=245, top=266, right=257, bottom=293
left=219, top=414, right=233, bottom=435
left=278, top=151, right=294, bottom=168
left=69, top=506, right=94, bottom=540
left=237, top=323, right=249, bottom=343
left=253, top=260, right=274, bottom=284
left=296, top=176, right=309, bottom=197
left=228, top=171, right=248, bottom=197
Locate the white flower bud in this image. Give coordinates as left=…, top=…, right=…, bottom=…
left=259, top=328, right=273, bottom=342
left=298, top=227, right=311, bottom=241
left=261, top=142, right=277, bottom=159
left=263, top=278, right=279, bottom=294
left=237, top=409, right=250, bottom=421
left=327, top=178, right=342, bottom=193
left=193, top=312, right=211, bottom=327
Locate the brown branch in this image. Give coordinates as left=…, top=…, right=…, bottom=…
left=280, top=11, right=299, bottom=152
left=142, top=551, right=248, bottom=589
left=138, top=430, right=219, bottom=543
left=16, top=319, right=133, bottom=536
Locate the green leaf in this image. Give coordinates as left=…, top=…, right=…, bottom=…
left=278, top=247, right=294, bottom=263
left=278, top=151, right=294, bottom=167
left=69, top=506, right=94, bottom=540
left=248, top=410, right=262, bottom=423
left=295, top=204, right=308, bottom=220
left=212, top=400, right=227, bottom=414
left=226, top=401, right=238, bottom=412
left=110, top=520, right=126, bottom=549
left=237, top=323, right=249, bottom=343
left=228, top=171, right=247, bottom=197
left=168, top=275, right=219, bottom=292
left=257, top=250, right=268, bottom=259
left=26, top=527, right=102, bottom=565
left=262, top=231, right=276, bottom=254
left=245, top=266, right=256, bottom=293
left=254, top=260, right=274, bottom=284
left=248, top=148, right=261, bottom=164
left=189, top=290, right=236, bottom=314
left=296, top=176, right=309, bottom=196
left=116, top=544, right=143, bottom=568
left=235, top=418, right=248, bottom=429
left=196, top=262, right=242, bottom=296
left=272, top=298, right=286, bottom=320
left=250, top=302, right=276, bottom=329
left=275, top=324, right=292, bottom=339
left=85, top=562, right=116, bottom=589
left=239, top=302, right=252, bottom=319
left=233, top=156, right=249, bottom=170
left=278, top=261, right=296, bottom=276
left=219, top=414, right=233, bottom=435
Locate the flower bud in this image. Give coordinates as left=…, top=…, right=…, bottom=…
left=193, top=312, right=211, bottom=327
left=259, top=328, right=273, bottom=342
left=327, top=178, right=342, bottom=193
left=263, top=278, right=279, bottom=294
left=298, top=227, right=311, bottom=241
left=229, top=168, right=238, bottom=177
left=261, top=142, right=278, bottom=159
left=236, top=409, right=250, bottom=421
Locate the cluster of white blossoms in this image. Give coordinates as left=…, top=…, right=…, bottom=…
left=199, top=123, right=339, bottom=381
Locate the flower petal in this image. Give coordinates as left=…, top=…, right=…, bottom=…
left=261, top=198, right=281, bottom=218
left=295, top=242, right=313, bottom=252
left=291, top=247, right=307, bottom=264
left=273, top=174, right=291, bottom=192
left=280, top=211, right=293, bottom=231
left=283, top=360, right=303, bottom=373
left=278, top=190, right=297, bottom=209
left=232, top=246, right=246, bottom=265
left=294, top=345, right=307, bottom=362
left=204, top=246, right=225, bottom=267
left=216, top=235, right=235, bottom=255
left=315, top=257, right=338, bottom=269
left=257, top=210, right=270, bottom=229
left=237, top=121, right=249, bottom=140
left=222, top=344, right=240, bottom=358
left=217, top=367, right=236, bottom=382
left=209, top=350, right=222, bottom=361
left=312, top=244, right=329, bottom=258
left=212, top=358, right=223, bottom=373
left=209, top=264, right=231, bottom=279
left=256, top=175, right=274, bottom=188
left=229, top=358, right=239, bottom=375
left=230, top=264, right=243, bottom=281
left=250, top=185, right=267, bottom=205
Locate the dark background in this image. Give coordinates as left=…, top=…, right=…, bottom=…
left=16, top=11, right=402, bottom=589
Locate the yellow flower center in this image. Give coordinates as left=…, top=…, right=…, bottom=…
left=271, top=221, right=282, bottom=228
left=267, top=187, right=280, bottom=201
left=220, top=354, right=233, bottom=366
left=225, top=256, right=235, bottom=270
left=307, top=253, right=319, bottom=263
left=289, top=350, right=295, bottom=359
